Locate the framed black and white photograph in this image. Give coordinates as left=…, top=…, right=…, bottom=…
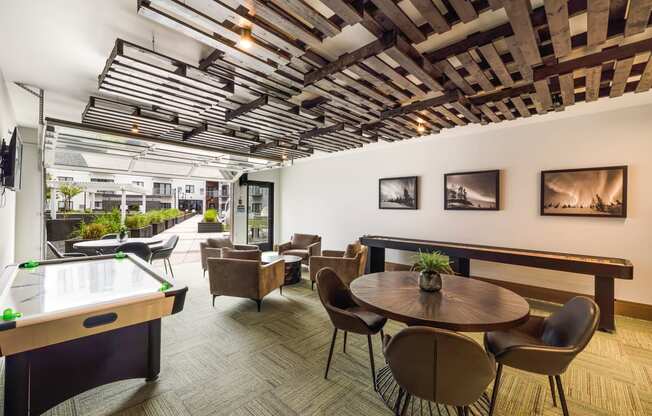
left=379, top=176, right=418, bottom=210
left=444, top=170, right=500, bottom=210
left=541, top=166, right=627, bottom=218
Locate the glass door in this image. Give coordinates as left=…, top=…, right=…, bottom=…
left=246, top=181, right=274, bottom=251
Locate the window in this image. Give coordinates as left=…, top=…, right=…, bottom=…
left=94, top=201, right=102, bottom=209
left=57, top=176, right=74, bottom=182
left=160, top=202, right=171, bottom=209
left=133, top=181, right=144, bottom=187
left=185, top=185, right=194, bottom=193
left=91, top=178, right=114, bottom=183
left=153, top=183, right=172, bottom=196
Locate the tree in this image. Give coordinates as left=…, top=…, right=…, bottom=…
left=59, top=184, right=83, bottom=211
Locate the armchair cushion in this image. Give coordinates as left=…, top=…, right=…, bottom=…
left=293, top=233, right=319, bottom=248
left=207, top=237, right=234, bottom=249
left=222, top=247, right=261, bottom=261
left=208, top=258, right=261, bottom=299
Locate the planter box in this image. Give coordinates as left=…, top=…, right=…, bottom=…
left=56, top=213, right=97, bottom=224
left=46, top=218, right=82, bottom=242
left=129, top=225, right=153, bottom=238
left=198, top=222, right=223, bottom=233
left=151, top=222, right=165, bottom=235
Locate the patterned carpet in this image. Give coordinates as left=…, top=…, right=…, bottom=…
left=2, top=260, right=651, bottom=416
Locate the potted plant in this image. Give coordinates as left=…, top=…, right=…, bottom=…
left=198, top=208, right=223, bottom=233
left=117, top=224, right=129, bottom=242
left=125, top=213, right=152, bottom=237
left=147, top=210, right=164, bottom=235
left=413, top=251, right=454, bottom=292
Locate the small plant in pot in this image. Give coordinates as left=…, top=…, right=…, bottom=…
left=413, top=251, right=454, bottom=292
left=117, top=224, right=129, bottom=242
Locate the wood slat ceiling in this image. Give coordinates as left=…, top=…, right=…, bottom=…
left=82, top=0, right=652, bottom=160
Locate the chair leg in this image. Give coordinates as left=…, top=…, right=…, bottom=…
left=548, top=376, right=557, bottom=407
left=167, top=258, right=174, bottom=278
left=255, top=299, right=262, bottom=312
left=367, top=334, right=376, bottom=391
left=311, top=281, right=314, bottom=290
left=555, top=375, right=570, bottom=416
left=488, top=363, right=503, bottom=416
left=325, top=328, right=338, bottom=379
left=343, top=331, right=347, bottom=353
left=212, top=295, right=217, bottom=307
left=163, top=258, right=168, bottom=275
left=280, top=285, right=283, bottom=295
left=400, top=393, right=411, bottom=416
left=394, top=387, right=405, bottom=416
left=203, top=269, right=206, bottom=278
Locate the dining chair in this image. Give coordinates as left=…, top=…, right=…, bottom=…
left=46, top=241, right=87, bottom=258
left=484, top=296, right=600, bottom=416
left=315, top=267, right=387, bottom=389
left=115, top=242, right=152, bottom=262
left=150, top=235, right=179, bottom=277
left=383, top=326, right=495, bottom=416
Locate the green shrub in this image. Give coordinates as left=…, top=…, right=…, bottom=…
left=93, top=209, right=122, bottom=233
left=204, top=209, right=217, bottom=223
left=80, top=223, right=108, bottom=240
left=146, top=210, right=163, bottom=224
left=125, top=214, right=149, bottom=229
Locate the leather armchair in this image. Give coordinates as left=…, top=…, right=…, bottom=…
left=278, top=233, right=321, bottom=265
left=309, top=243, right=368, bottom=289
left=200, top=237, right=258, bottom=277
left=382, top=326, right=495, bottom=415
left=207, top=248, right=284, bottom=312
left=484, top=296, right=600, bottom=416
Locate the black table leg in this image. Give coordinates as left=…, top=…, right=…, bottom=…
left=368, top=246, right=386, bottom=273
left=147, top=319, right=161, bottom=381
left=454, top=257, right=470, bottom=277
left=595, top=276, right=615, bottom=332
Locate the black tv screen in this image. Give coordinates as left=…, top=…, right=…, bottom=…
left=1, top=128, right=22, bottom=190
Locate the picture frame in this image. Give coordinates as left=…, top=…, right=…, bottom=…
left=378, top=176, right=418, bottom=210
left=540, top=166, right=628, bottom=218
left=444, top=170, right=500, bottom=211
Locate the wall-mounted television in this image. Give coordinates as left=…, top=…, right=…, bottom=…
left=0, top=128, right=23, bottom=191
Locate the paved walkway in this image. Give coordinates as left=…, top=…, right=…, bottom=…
left=159, top=215, right=229, bottom=266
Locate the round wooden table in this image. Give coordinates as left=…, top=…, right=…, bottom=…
left=351, top=272, right=530, bottom=416
left=350, top=271, right=530, bottom=332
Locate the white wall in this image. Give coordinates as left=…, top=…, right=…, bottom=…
left=0, top=71, right=17, bottom=270
left=280, top=103, right=652, bottom=306
left=14, top=127, right=42, bottom=261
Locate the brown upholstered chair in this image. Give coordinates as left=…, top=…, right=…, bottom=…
left=200, top=237, right=258, bottom=277
left=315, top=268, right=387, bottom=389
left=484, top=296, right=600, bottom=416
left=309, top=242, right=368, bottom=290
left=278, top=233, right=321, bottom=265
left=207, top=247, right=284, bottom=312
left=383, top=326, right=496, bottom=416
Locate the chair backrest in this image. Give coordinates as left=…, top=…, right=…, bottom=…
left=221, top=247, right=261, bottom=261
left=541, top=296, right=600, bottom=351
left=292, top=233, right=320, bottom=248
left=47, top=241, right=64, bottom=258
left=315, top=267, right=354, bottom=310
left=164, top=234, right=179, bottom=250
left=101, top=233, right=118, bottom=240
left=384, top=326, right=495, bottom=407
left=206, top=237, right=233, bottom=249
left=116, top=242, right=152, bottom=262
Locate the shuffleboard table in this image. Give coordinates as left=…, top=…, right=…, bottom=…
left=360, top=235, right=633, bottom=332
left=0, top=253, right=187, bottom=416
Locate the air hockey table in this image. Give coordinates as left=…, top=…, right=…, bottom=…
left=0, top=253, right=187, bottom=415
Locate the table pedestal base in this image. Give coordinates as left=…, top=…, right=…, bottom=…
left=375, top=366, right=492, bottom=416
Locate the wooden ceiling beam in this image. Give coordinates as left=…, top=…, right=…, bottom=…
left=494, top=100, right=516, bottom=120
left=364, top=56, right=425, bottom=98
left=503, top=0, right=542, bottom=66
left=545, top=0, right=572, bottom=57
left=369, top=0, right=427, bottom=43
left=558, top=72, right=576, bottom=106
left=625, top=0, right=652, bottom=37
left=457, top=51, right=495, bottom=91
left=478, top=43, right=514, bottom=87
left=609, top=56, right=635, bottom=97
left=478, top=104, right=502, bottom=122
left=270, top=0, right=341, bottom=37
left=511, top=96, right=532, bottom=117
left=435, top=59, right=476, bottom=95
left=320, top=0, right=363, bottom=26
left=436, top=105, right=466, bottom=125
left=448, top=0, right=479, bottom=23
left=534, top=37, right=652, bottom=80
left=408, top=0, right=450, bottom=33
left=584, top=65, right=602, bottom=102
left=533, top=79, right=554, bottom=109
left=635, top=55, right=652, bottom=92
left=384, top=35, right=444, bottom=91
left=587, top=0, right=610, bottom=47
left=380, top=91, right=460, bottom=119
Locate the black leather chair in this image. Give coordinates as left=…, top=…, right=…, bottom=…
left=47, top=241, right=87, bottom=258
left=384, top=327, right=496, bottom=416
left=115, top=242, right=152, bottom=262
left=316, top=267, right=387, bottom=389
left=485, top=296, right=600, bottom=416
left=150, top=235, right=179, bottom=277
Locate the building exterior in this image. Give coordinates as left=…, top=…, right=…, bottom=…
left=47, top=169, right=214, bottom=213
